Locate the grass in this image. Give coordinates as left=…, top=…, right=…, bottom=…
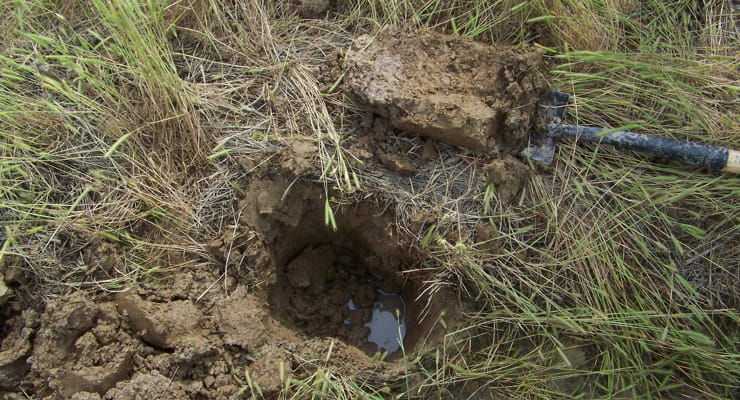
left=1, top=0, right=738, bottom=399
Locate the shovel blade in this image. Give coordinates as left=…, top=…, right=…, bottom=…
left=519, top=91, right=570, bottom=165
left=521, top=134, right=556, bottom=164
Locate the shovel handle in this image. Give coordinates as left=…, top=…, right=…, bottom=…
left=550, top=124, right=740, bottom=174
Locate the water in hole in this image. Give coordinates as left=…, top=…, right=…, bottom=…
left=346, top=289, right=407, bottom=353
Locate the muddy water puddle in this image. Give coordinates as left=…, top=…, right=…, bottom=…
left=346, top=290, right=407, bottom=354
left=269, top=240, right=417, bottom=357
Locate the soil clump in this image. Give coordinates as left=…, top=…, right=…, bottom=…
left=344, top=31, right=548, bottom=155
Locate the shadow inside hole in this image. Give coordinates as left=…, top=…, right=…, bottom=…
left=249, top=180, right=431, bottom=359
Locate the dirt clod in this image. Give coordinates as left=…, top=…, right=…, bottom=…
left=114, top=291, right=204, bottom=350
left=104, top=371, right=189, bottom=400
left=248, top=349, right=292, bottom=396
left=345, top=31, right=548, bottom=154
left=281, top=141, right=319, bottom=175
left=0, top=310, right=37, bottom=390
left=71, top=392, right=102, bottom=400
left=19, top=292, right=143, bottom=398
left=485, top=156, right=531, bottom=203
left=215, top=286, right=299, bottom=353
left=377, top=151, right=417, bottom=175
left=56, top=350, right=133, bottom=397
left=286, top=245, right=336, bottom=289
left=28, top=292, right=98, bottom=372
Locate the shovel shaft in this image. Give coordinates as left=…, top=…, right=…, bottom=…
left=549, top=124, right=735, bottom=172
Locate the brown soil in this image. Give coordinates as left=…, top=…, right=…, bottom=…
left=345, top=31, right=548, bottom=155
left=342, top=31, right=543, bottom=201
left=0, top=31, right=549, bottom=399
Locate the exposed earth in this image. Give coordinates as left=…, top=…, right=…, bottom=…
left=1, top=31, right=548, bottom=399
left=345, top=31, right=548, bottom=154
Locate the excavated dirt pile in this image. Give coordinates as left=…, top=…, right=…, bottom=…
left=345, top=31, right=548, bottom=155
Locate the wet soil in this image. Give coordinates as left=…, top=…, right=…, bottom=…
left=345, top=31, right=548, bottom=155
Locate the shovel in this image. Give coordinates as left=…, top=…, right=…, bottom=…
left=520, top=91, right=740, bottom=174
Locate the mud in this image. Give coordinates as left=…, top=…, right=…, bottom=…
left=345, top=31, right=548, bottom=155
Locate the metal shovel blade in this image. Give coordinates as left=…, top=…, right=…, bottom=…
left=520, top=91, right=570, bottom=165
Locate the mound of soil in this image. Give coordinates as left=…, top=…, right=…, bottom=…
left=345, top=31, right=548, bottom=155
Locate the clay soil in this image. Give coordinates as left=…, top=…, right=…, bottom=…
left=1, top=31, right=546, bottom=399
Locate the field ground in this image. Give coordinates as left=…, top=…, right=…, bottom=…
left=0, top=1, right=738, bottom=399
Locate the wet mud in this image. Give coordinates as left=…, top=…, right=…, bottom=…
left=345, top=31, right=548, bottom=155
